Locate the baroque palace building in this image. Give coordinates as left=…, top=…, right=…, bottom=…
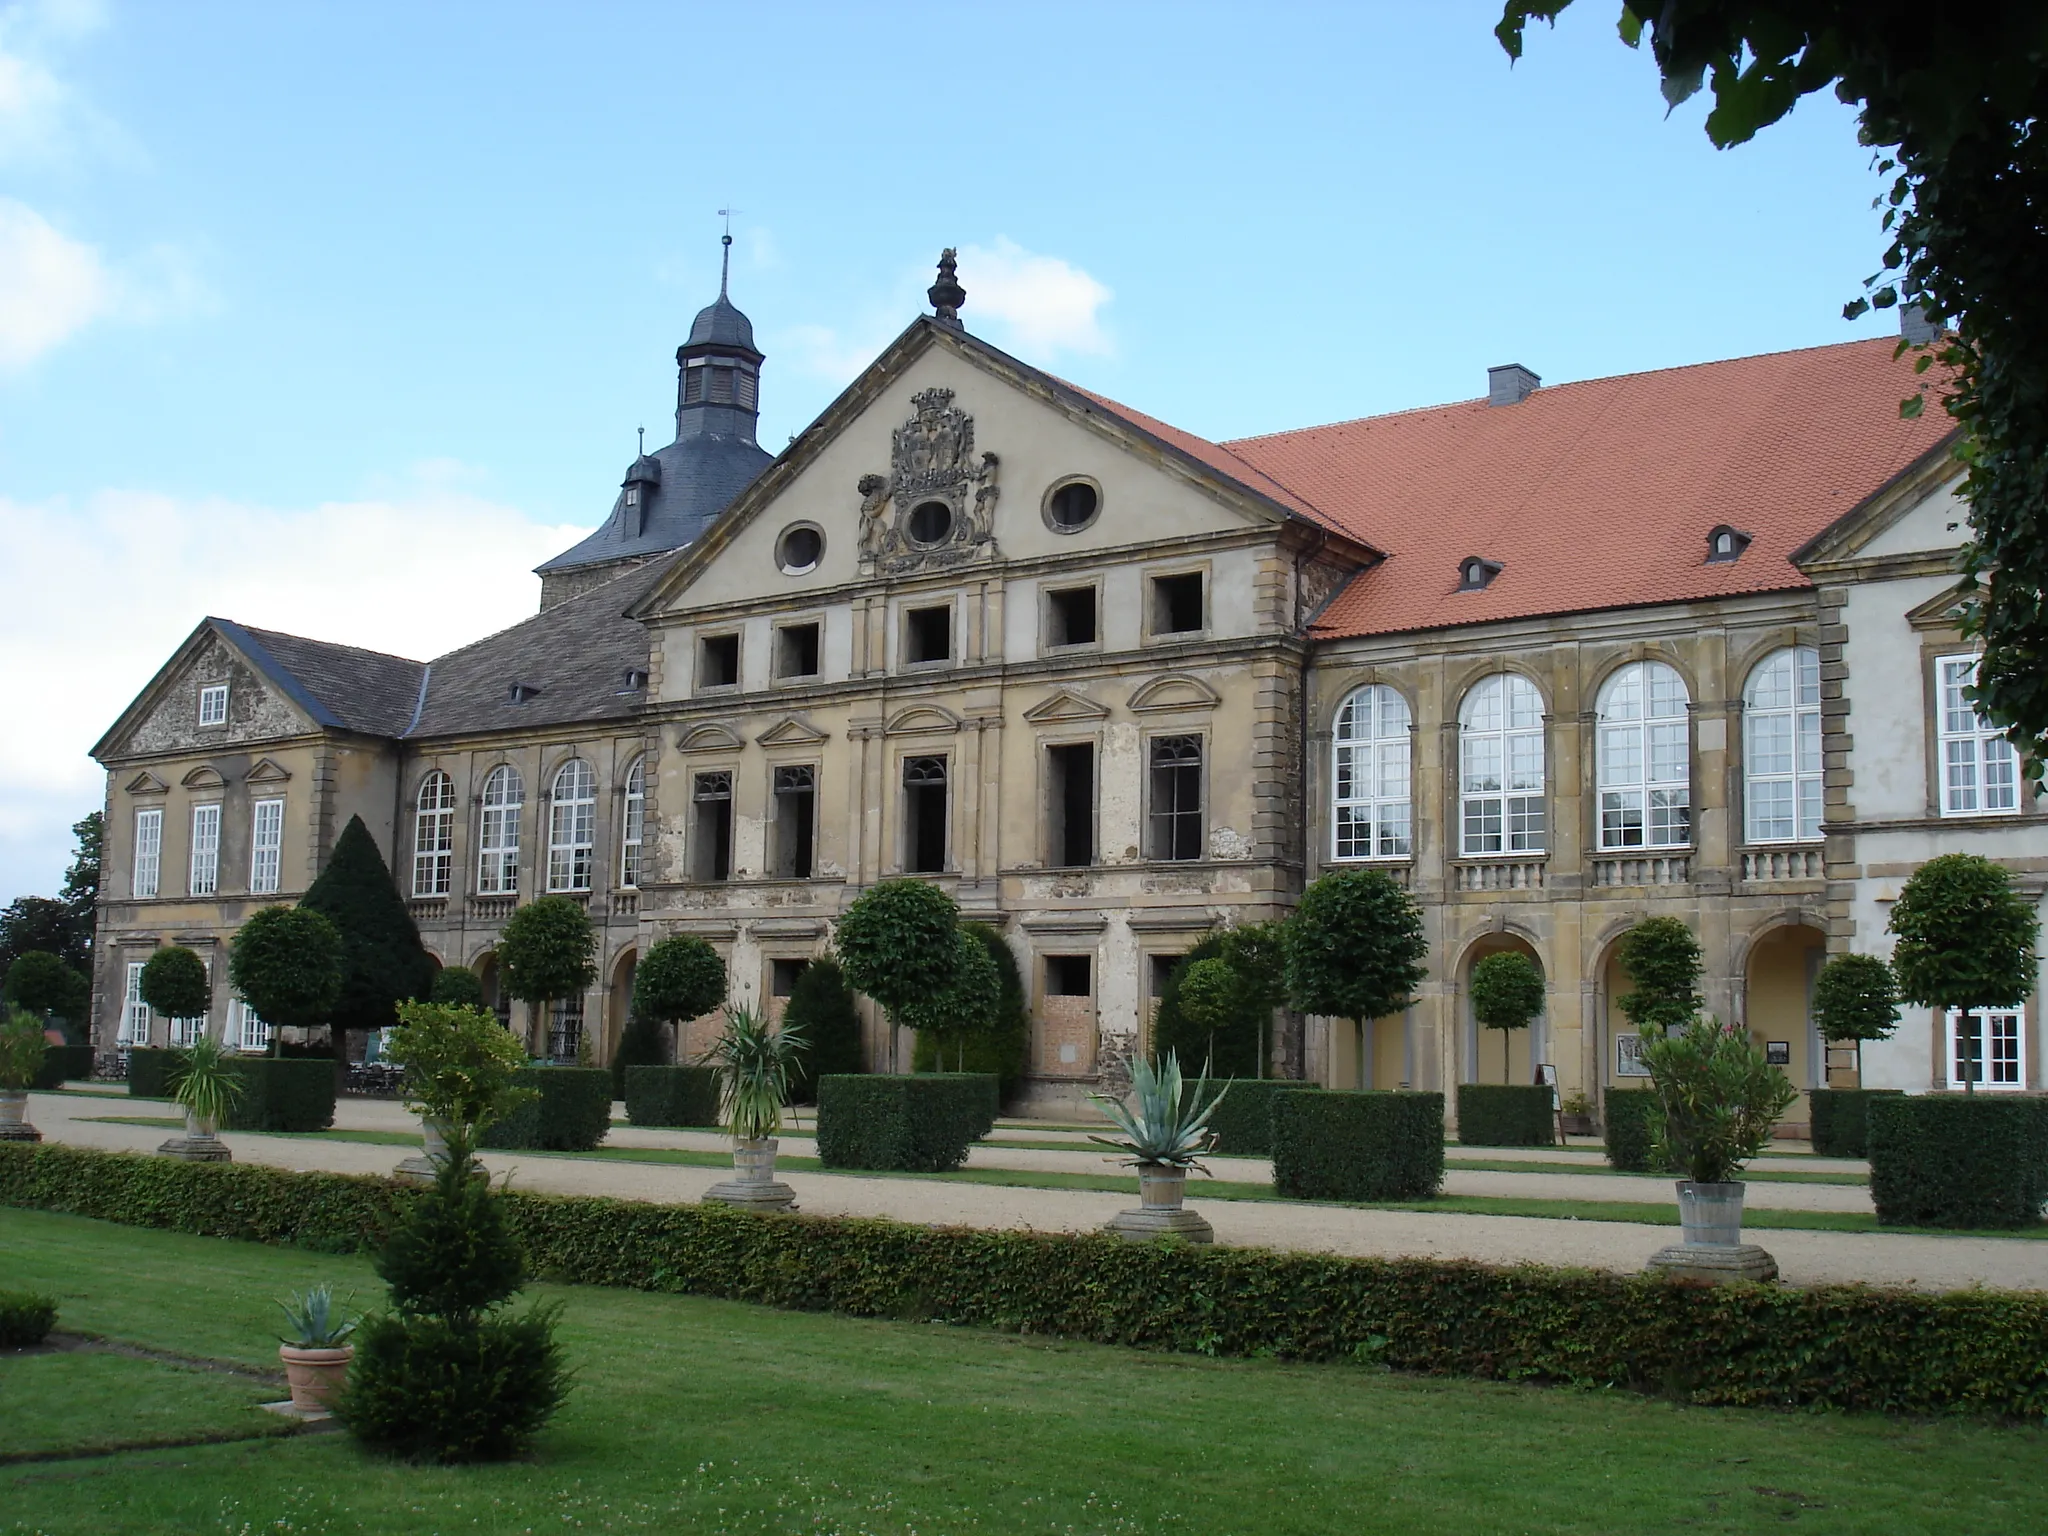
left=90, top=253, right=2046, bottom=1121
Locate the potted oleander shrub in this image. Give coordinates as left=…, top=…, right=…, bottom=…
left=0, top=1006, right=49, bottom=1142
left=701, top=1001, right=806, bottom=1211
left=276, top=1283, right=359, bottom=1412
left=163, top=1035, right=243, bottom=1162
left=1091, top=1051, right=1229, bottom=1243
left=382, top=1001, right=533, bottom=1181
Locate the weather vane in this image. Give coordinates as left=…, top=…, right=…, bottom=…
left=716, top=206, right=743, bottom=293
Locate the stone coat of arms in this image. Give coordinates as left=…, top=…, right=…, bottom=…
left=857, top=387, right=999, bottom=574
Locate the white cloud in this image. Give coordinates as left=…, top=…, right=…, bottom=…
left=0, top=479, right=589, bottom=897
left=0, top=0, right=109, bottom=165
left=0, top=196, right=109, bottom=365
left=956, top=237, right=1113, bottom=358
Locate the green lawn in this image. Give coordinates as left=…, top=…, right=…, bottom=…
left=0, top=1351, right=288, bottom=1461
left=1, top=1208, right=2043, bottom=1536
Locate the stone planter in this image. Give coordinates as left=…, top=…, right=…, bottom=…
left=278, top=1343, right=353, bottom=1412
left=703, top=1136, right=797, bottom=1212
left=158, top=1108, right=231, bottom=1162
left=1105, top=1165, right=1215, bottom=1244
left=0, top=1087, right=40, bottom=1143
left=1647, top=1179, right=1777, bottom=1284
left=1558, top=1112, right=1595, bottom=1138
left=395, top=1115, right=453, bottom=1184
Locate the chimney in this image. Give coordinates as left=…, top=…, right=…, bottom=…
left=1487, top=363, right=1540, bottom=406
left=1899, top=303, right=1942, bottom=346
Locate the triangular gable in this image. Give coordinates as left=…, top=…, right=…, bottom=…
left=1793, top=435, right=1962, bottom=568
left=884, top=704, right=961, bottom=737
left=180, top=765, right=227, bottom=791
left=125, top=771, right=169, bottom=796
left=245, top=757, right=292, bottom=785
left=1129, top=674, right=1223, bottom=714
left=92, top=618, right=323, bottom=763
left=1905, top=583, right=1969, bottom=632
left=755, top=715, right=829, bottom=747
left=676, top=722, right=745, bottom=754
left=1022, top=690, right=1111, bottom=724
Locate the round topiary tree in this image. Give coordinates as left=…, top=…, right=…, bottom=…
left=1888, top=852, right=2040, bottom=1092
left=496, top=896, right=597, bottom=1058
left=1811, top=953, right=1901, bottom=1081
left=139, top=945, right=211, bottom=1025
left=1615, top=917, right=1704, bottom=1032
left=835, top=879, right=964, bottom=1070
left=1470, top=950, right=1545, bottom=1083
left=2, top=950, right=89, bottom=1028
left=431, top=965, right=486, bottom=1009
left=785, top=956, right=864, bottom=1101
left=229, top=905, right=344, bottom=1039
left=1283, top=869, right=1429, bottom=1086
left=899, top=927, right=1000, bottom=1072
left=1172, top=956, right=1247, bottom=1078
left=632, top=936, right=727, bottom=1040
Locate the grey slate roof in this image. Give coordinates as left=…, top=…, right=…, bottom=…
left=217, top=619, right=428, bottom=737
left=688, top=293, right=757, bottom=352
left=536, top=429, right=771, bottom=573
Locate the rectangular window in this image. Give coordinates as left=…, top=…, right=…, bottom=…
left=1937, top=655, right=2020, bottom=816
left=619, top=776, right=645, bottom=889
left=133, top=807, right=162, bottom=899
left=1044, top=586, right=1098, bottom=648
left=699, top=633, right=740, bottom=688
left=121, top=961, right=151, bottom=1046
left=1945, top=1007, right=2027, bottom=1090
left=1149, top=954, right=1182, bottom=999
left=197, top=684, right=228, bottom=726
left=169, top=958, right=209, bottom=1048
left=771, top=958, right=809, bottom=999
left=1046, top=954, right=1093, bottom=997
left=683, top=363, right=705, bottom=403
left=228, top=997, right=272, bottom=1053
left=772, top=765, right=817, bottom=879
left=905, top=605, right=952, bottom=665
left=1148, top=735, right=1204, bottom=861
left=1045, top=743, right=1096, bottom=867
left=775, top=621, right=821, bottom=679
left=250, top=798, right=284, bottom=894
left=904, top=755, right=949, bottom=873
left=548, top=993, right=585, bottom=1064
left=414, top=784, right=454, bottom=897
left=189, top=804, right=221, bottom=896
left=692, top=771, right=734, bottom=882
left=1150, top=572, right=1206, bottom=635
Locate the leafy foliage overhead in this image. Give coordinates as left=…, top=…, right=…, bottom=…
left=2, top=952, right=88, bottom=1024
left=1283, top=869, right=1428, bottom=1024
left=497, top=897, right=597, bottom=1007
left=1887, top=852, right=2039, bottom=1012
left=300, top=816, right=437, bottom=1035
left=228, top=905, right=344, bottom=1031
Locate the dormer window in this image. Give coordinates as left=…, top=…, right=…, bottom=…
left=619, top=668, right=649, bottom=693
left=197, top=684, right=228, bottom=726
left=624, top=487, right=639, bottom=507
left=1706, top=525, right=1753, bottom=564
left=1458, top=557, right=1503, bottom=591
left=507, top=682, right=540, bottom=705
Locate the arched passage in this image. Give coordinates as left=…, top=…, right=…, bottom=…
left=1461, top=932, right=1546, bottom=1086
left=1742, top=920, right=1827, bottom=1127
left=606, top=948, right=637, bottom=1068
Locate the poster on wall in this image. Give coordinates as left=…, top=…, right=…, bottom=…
left=1614, top=1033, right=1651, bottom=1078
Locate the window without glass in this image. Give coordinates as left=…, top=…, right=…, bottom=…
left=776, top=622, right=821, bottom=679
left=133, top=807, right=162, bottom=899
left=905, top=605, right=952, bottom=665
left=1045, top=743, right=1096, bottom=867
left=1148, top=735, right=1204, bottom=861
left=548, top=760, right=596, bottom=892
left=904, top=756, right=949, bottom=873
left=1936, top=654, right=2019, bottom=816
left=1333, top=685, right=1412, bottom=859
left=477, top=765, right=524, bottom=894
left=1150, top=572, right=1205, bottom=634
left=773, top=764, right=817, bottom=879
left=250, top=798, right=284, bottom=894
left=619, top=756, right=646, bottom=888
left=771, top=957, right=809, bottom=999
left=413, top=772, right=454, bottom=896
left=1045, top=586, right=1098, bottom=648
left=1149, top=954, right=1183, bottom=1000
left=1045, top=480, right=1100, bottom=532
left=1945, top=1007, right=2026, bottom=1090
left=1742, top=647, right=1822, bottom=842
left=189, top=803, right=221, bottom=896
left=1459, top=675, right=1546, bottom=855
left=1596, top=661, right=1692, bottom=850
left=699, top=633, right=740, bottom=688
left=693, top=771, right=734, bottom=882
left=121, top=960, right=150, bottom=1046
left=197, top=683, right=228, bottom=726
left=907, top=500, right=954, bottom=545
left=1046, top=954, right=1093, bottom=996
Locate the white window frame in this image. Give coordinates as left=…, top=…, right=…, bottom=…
left=250, top=798, right=284, bottom=894
left=1936, top=654, right=2020, bottom=817
left=169, top=958, right=210, bottom=1048
left=477, top=765, right=524, bottom=894
left=1459, top=674, right=1546, bottom=856
left=547, top=760, right=596, bottom=892
left=619, top=756, right=646, bottom=889
left=412, top=772, right=455, bottom=896
left=1596, top=661, right=1692, bottom=850
left=1332, top=685, right=1412, bottom=860
left=1743, top=646, right=1822, bottom=843
left=189, top=803, right=221, bottom=896
left=227, top=997, right=272, bottom=1053
left=197, top=683, right=228, bottom=726
left=133, top=806, right=163, bottom=899
left=1944, top=1007, right=2028, bottom=1091
left=120, top=961, right=151, bottom=1047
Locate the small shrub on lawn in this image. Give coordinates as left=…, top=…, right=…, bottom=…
left=1456, top=1084, right=1555, bottom=1147
left=1272, top=1091, right=1443, bottom=1202
left=623, top=1065, right=721, bottom=1128
left=1808, top=1088, right=1903, bottom=1159
left=0, top=1288, right=57, bottom=1346
left=1868, top=1095, right=2048, bottom=1230
left=1192, top=1079, right=1317, bottom=1157
left=815, top=1074, right=992, bottom=1172
left=480, top=1067, right=611, bottom=1152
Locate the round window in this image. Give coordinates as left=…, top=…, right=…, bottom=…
left=777, top=524, right=823, bottom=574
left=1044, top=479, right=1100, bottom=533
left=907, top=500, right=953, bottom=545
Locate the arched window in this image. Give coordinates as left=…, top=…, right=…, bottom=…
left=1743, top=647, right=1821, bottom=843
left=619, top=756, right=646, bottom=888
left=1460, top=674, right=1546, bottom=855
left=1936, top=654, right=2019, bottom=816
left=412, top=771, right=455, bottom=896
left=1332, top=685, right=1412, bottom=859
left=477, top=765, right=523, bottom=894
left=1596, top=661, right=1691, bottom=849
left=548, top=759, right=596, bottom=892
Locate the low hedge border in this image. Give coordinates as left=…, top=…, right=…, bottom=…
left=482, top=1068, right=613, bottom=1153
left=1272, top=1091, right=1443, bottom=1202
left=1602, top=1088, right=1669, bottom=1173
left=1456, top=1084, right=1556, bottom=1148
left=32, top=1044, right=95, bottom=1091
left=225, top=1057, right=336, bottom=1133
left=1194, top=1079, right=1317, bottom=1158
left=623, top=1066, right=722, bottom=1129
left=125, top=1047, right=179, bottom=1100
left=816, top=1074, right=994, bottom=1173
left=1868, top=1096, right=2048, bottom=1230
left=4, top=1141, right=2046, bottom=1419
left=1808, top=1089, right=1903, bottom=1159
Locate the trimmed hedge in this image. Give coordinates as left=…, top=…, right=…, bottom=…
left=1602, top=1088, right=1669, bottom=1173
left=224, top=1056, right=337, bottom=1133
left=1868, top=1095, right=2048, bottom=1230
left=1193, top=1078, right=1317, bottom=1157
left=1456, top=1084, right=1556, bottom=1148
left=481, top=1068, right=613, bottom=1153
left=0, top=1287, right=58, bottom=1346
left=1809, top=1088, right=1904, bottom=1159
left=32, top=1044, right=94, bottom=1090
left=623, top=1065, right=722, bottom=1129
left=10, top=1142, right=2047, bottom=1418
left=816, top=1073, right=992, bottom=1173
left=125, top=1046, right=179, bottom=1100
left=1272, top=1091, right=1443, bottom=1202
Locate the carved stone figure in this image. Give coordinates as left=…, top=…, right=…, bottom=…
left=854, top=387, right=1000, bottom=574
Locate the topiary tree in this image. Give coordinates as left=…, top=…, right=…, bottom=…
left=632, top=936, right=727, bottom=1042
left=785, top=956, right=864, bottom=1101
left=1812, top=953, right=1902, bottom=1082
left=301, top=816, right=438, bottom=1058
left=1888, top=853, right=2040, bottom=1093
left=835, top=879, right=964, bottom=1070
left=1615, top=917, right=1704, bottom=1033
left=1152, top=924, right=1285, bottom=1080
left=1172, top=957, right=1248, bottom=1078
left=900, top=927, right=1000, bottom=1072
left=431, top=965, right=485, bottom=1009
left=496, top=896, right=597, bottom=1057
left=2, top=951, right=89, bottom=1029
left=1470, top=950, right=1545, bottom=1083
left=139, top=946, right=211, bottom=1025
left=1283, top=870, right=1429, bottom=1076
left=229, top=905, right=344, bottom=1039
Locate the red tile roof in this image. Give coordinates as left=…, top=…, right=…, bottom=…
left=1213, top=337, right=1955, bottom=639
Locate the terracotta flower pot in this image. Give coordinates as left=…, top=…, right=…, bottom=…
left=278, top=1343, right=353, bottom=1411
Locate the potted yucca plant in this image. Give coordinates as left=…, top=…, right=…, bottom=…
left=1090, top=1051, right=1228, bottom=1243
left=277, top=1283, right=359, bottom=1412
left=160, top=1035, right=242, bottom=1162
left=0, top=1007, right=50, bottom=1143
left=700, top=1002, right=806, bottom=1211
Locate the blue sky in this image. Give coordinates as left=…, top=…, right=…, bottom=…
left=0, top=0, right=1899, bottom=900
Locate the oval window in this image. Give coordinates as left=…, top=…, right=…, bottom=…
left=1046, top=480, right=1099, bottom=532
left=777, top=524, right=823, bottom=574
left=908, top=500, right=953, bottom=545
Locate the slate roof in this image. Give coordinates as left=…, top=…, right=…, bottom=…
left=688, top=293, right=758, bottom=352
left=537, top=429, right=772, bottom=574
left=214, top=619, right=427, bottom=737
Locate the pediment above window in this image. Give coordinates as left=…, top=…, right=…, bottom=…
left=884, top=704, right=962, bottom=737
left=245, top=757, right=292, bottom=785
left=181, top=765, right=228, bottom=791
left=1128, top=674, right=1222, bottom=714
left=756, top=714, right=829, bottom=747
left=125, top=771, right=169, bottom=796
left=677, top=721, right=746, bottom=754
left=1022, top=690, right=1111, bottom=725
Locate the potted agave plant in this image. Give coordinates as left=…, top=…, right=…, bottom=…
left=1090, top=1051, right=1228, bottom=1243
left=276, top=1283, right=358, bottom=1412
left=159, top=1035, right=242, bottom=1162
left=0, top=1007, right=50, bottom=1143
left=701, top=1002, right=806, bottom=1212
left=1642, top=1016, right=1799, bottom=1284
